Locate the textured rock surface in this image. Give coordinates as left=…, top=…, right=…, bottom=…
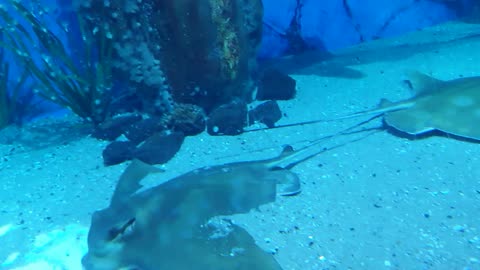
left=207, top=99, right=248, bottom=136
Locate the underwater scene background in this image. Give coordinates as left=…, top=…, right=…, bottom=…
left=0, top=0, right=479, bottom=269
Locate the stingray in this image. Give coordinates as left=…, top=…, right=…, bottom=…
left=254, top=72, right=480, bottom=141
left=81, top=128, right=373, bottom=270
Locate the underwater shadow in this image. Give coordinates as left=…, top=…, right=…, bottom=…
left=0, top=119, right=93, bottom=152
left=261, top=25, right=480, bottom=79
left=330, top=32, right=480, bottom=68
left=259, top=50, right=366, bottom=79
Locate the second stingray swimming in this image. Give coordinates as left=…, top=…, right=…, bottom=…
left=258, top=72, right=480, bottom=141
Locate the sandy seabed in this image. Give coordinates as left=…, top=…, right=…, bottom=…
left=1, top=21, right=480, bottom=270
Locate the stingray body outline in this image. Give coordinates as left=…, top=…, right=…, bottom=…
left=82, top=157, right=286, bottom=270
left=81, top=128, right=376, bottom=270
left=382, top=73, right=480, bottom=140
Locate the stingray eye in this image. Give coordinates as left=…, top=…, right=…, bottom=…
left=107, top=218, right=136, bottom=242
left=403, top=79, right=413, bottom=90
left=269, top=166, right=284, bottom=171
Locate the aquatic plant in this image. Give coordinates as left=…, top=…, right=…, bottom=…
left=0, top=64, right=28, bottom=129
left=0, top=1, right=114, bottom=125
left=0, top=53, right=12, bottom=129
left=0, top=35, right=30, bottom=129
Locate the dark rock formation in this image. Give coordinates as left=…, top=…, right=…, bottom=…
left=248, top=101, right=282, bottom=128
left=124, top=117, right=166, bottom=145
left=165, top=103, right=206, bottom=136
left=102, top=141, right=137, bottom=166
left=207, top=99, right=247, bottom=136
left=92, top=114, right=142, bottom=141
left=133, top=131, right=185, bottom=165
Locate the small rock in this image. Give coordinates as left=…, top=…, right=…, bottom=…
left=92, top=114, right=142, bottom=141
left=248, top=100, right=282, bottom=128
left=124, top=117, right=165, bottom=145
left=103, top=141, right=137, bottom=166
left=133, top=131, right=185, bottom=165
left=207, top=99, right=247, bottom=136
left=167, top=103, right=206, bottom=136
left=453, top=224, right=466, bottom=233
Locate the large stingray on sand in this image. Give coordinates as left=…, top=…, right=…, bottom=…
left=82, top=154, right=296, bottom=270
left=82, top=130, right=372, bottom=270
left=263, top=72, right=480, bottom=141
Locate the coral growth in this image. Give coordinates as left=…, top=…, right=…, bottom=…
left=75, top=0, right=172, bottom=116
left=164, top=103, right=206, bottom=136
left=77, top=0, right=263, bottom=112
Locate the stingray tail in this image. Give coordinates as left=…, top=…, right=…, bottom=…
left=245, top=102, right=398, bottom=133
left=267, top=114, right=383, bottom=169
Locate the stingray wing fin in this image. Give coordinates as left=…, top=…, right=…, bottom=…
left=405, top=71, right=445, bottom=96
left=384, top=108, right=435, bottom=135
left=110, top=159, right=164, bottom=206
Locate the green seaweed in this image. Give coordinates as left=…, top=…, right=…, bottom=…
left=0, top=38, right=29, bottom=129
left=0, top=57, right=10, bottom=129
left=0, top=1, right=114, bottom=125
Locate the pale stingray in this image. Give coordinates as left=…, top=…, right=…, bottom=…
left=257, top=72, right=480, bottom=140
left=82, top=130, right=375, bottom=270
left=383, top=73, right=480, bottom=139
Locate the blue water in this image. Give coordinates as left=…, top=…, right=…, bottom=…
left=0, top=1, right=479, bottom=269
